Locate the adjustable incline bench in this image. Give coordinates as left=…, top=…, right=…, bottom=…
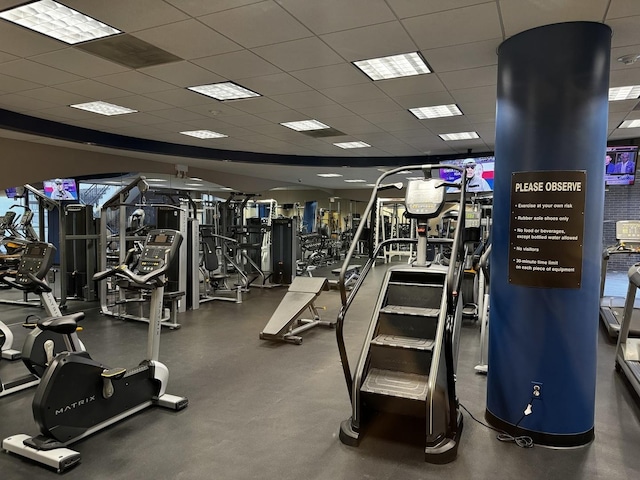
left=259, top=276, right=331, bottom=345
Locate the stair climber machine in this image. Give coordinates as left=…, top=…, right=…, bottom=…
left=615, top=261, right=640, bottom=400
left=0, top=242, right=84, bottom=398
left=336, top=164, right=467, bottom=463
left=2, top=229, right=188, bottom=473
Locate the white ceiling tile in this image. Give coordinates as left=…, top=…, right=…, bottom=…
left=290, top=64, right=368, bottom=90
left=15, top=87, right=92, bottom=105
left=239, top=73, right=312, bottom=96
left=500, top=0, right=608, bottom=37
left=144, top=88, right=218, bottom=108
left=343, top=98, right=404, bottom=115
left=133, top=20, right=242, bottom=60
left=437, top=65, right=498, bottom=90
left=296, top=104, right=354, bottom=119
left=55, top=80, right=132, bottom=100
left=31, top=48, right=130, bottom=77
left=375, top=74, right=446, bottom=97
left=451, top=85, right=497, bottom=104
left=610, top=67, right=640, bottom=87
left=0, top=50, right=18, bottom=63
left=403, top=3, right=502, bottom=50
left=275, top=0, right=396, bottom=35
left=95, top=71, right=175, bottom=94
left=608, top=16, right=640, bottom=49
left=393, top=91, right=456, bottom=109
left=218, top=114, right=270, bottom=127
left=320, top=84, right=388, bottom=104
left=386, top=0, right=492, bottom=19
left=0, top=73, right=43, bottom=92
left=253, top=37, right=344, bottom=71
left=63, top=0, right=190, bottom=32
left=608, top=0, right=640, bottom=18
left=148, top=108, right=210, bottom=122
left=228, top=97, right=289, bottom=114
left=423, top=38, right=501, bottom=73
left=200, top=2, right=312, bottom=48
left=270, top=90, right=335, bottom=109
left=321, top=21, right=417, bottom=61
left=0, top=93, right=58, bottom=112
left=0, top=22, right=65, bottom=57
left=120, top=112, right=172, bottom=125
left=139, top=61, right=225, bottom=87
left=193, top=50, right=282, bottom=80
left=0, top=59, right=81, bottom=85
left=164, top=0, right=264, bottom=17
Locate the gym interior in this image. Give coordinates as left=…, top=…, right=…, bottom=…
left=0, top=2, right=639, bottom=479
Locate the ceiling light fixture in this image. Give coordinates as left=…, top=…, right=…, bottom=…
left=188, top=81, right=261, bottom=101
left=409, top=104, right=462, bottom=119
left=180, top=130, right=228, bottom=139
left=619, top=119, right=640, bottom=128
left=439, top=131, right=480, bottom=141
left=333, top=141, right=371, bottom=149
left=617, top=54, right=640, bottom=65
left=317, top=173, right=343, bottom=178
left=609, top=85, right=640, bottom=101
left=354, top=52, right=431, bottom=81
left=344, top=179, right=366, bottom=183
left=0, top=0, right=120, bottom=44
left=70, top=101, right=137, bottom=116
left=281, top=120, right=330, bottom=131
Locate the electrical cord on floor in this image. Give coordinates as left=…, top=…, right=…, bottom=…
left=459, top=403, right=534, bottom=449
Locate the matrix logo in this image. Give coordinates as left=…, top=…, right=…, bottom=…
left=55, top=396, right=96, bottom=415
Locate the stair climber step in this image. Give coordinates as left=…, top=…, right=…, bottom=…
left=379, top=305, right=440, bottom=317
left=361, top=368, right=428, bottom=401
left=371, top=335, right=434, bottom=351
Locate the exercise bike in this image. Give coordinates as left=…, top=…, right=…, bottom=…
left=3, top=229, right=188, bottom=473
left=0, top=242, right=83, bottom=398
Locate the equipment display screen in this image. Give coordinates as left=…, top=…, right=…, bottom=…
left=149, top=233, right=170, bottom=245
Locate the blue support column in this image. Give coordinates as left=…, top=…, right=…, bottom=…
left=486, top=22, right=611, bottom=446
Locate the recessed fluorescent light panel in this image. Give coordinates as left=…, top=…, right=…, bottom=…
left=439, top=131, right=480, bottom=141
left=180, top=130, right=227, bottom=139
left=409, top=104, right=462, bottom=119
left=280, top=120, right=330, bottom=131
left=70, top=101, right=137, bottom=116
left=317, top=173, right=343, bottom=178
left=334, top=142, right=371, bottom=149
left=188, top=82, right=261, bottom=101
left=619, top=119, right=640, bottom=128
left=0, top=0, right=121, bottom=44
left=344, top=179, right=366, bottom=183
left=609, top=86, right=640, bottom=101
left=353, top=52, right=431, bottom=81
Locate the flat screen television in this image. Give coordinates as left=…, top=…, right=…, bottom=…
left=605, top=146, right=638, bottom=186
left=5, top=187, right=16, bottom=198
left=43, top=178, right=78, bottom=201
left=438, top=156, right=495, bottom=193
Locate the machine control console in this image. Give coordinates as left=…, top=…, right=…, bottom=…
left=613, top=220, right=640, bottom=253
left=137, top=230, right=182, bottom=274
left=405, top=179, right=446, bottom=219
left=16, top=242, right=55, bottom=286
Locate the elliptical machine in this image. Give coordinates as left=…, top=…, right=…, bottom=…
left=0, top=242, right=83, bottom=398
left=3, top=229, right=188, bottom=473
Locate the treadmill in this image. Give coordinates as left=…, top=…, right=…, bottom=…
left=600, top=220, right=640, bottom=339
left=615, top=262, right=640, bottom=399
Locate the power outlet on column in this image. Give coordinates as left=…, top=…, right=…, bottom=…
left=532, top=381, right=543, bottom=400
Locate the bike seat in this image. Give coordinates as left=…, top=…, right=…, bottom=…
left=37, top=312, right=85, bottom=334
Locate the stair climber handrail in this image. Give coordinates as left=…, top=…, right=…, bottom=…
left=336, top=164, right=467, bottom=401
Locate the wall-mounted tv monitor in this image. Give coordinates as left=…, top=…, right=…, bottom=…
left=438, top=156, right=495, bottom=193
left=5, top=187, right=16, bottom=198
left=605, top=146, right=638, bottom=186
left=43, top=178, right=78, bottom=201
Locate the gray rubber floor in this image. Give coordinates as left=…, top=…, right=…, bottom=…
left=0, top=269, right=638, bottom=480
